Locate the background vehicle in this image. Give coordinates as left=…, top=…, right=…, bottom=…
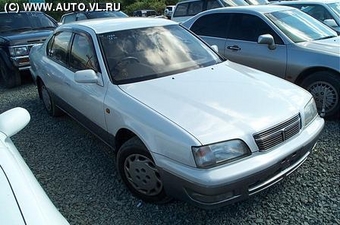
left=0, top=107, right=69, bottom=225
left=60, top=10, right=128, bottom=24
left=182, top=6, right=340, bottom=118
left=0, top=11, right=57, bottom=88
left=171, top=0, right=248, bottom=22
left=30, top=17, right=324, bottom=209
left=164, top=5, right=176, bottom=19
left=275, top=0, right=340, bottom=33
left=133, top=9, right=157, bottom=17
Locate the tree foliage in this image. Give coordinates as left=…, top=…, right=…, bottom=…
left=0, top=0, right=180, bottom=20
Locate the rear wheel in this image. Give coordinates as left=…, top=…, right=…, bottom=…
left=301, top=71, right=340, bottom=119
left=0, top=58, right=21, bottom=88
left=39, top=81, right=63, bottom=117
left=117, top=136, right=172, bottom=204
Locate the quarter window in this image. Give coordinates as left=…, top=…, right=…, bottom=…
left=47, top=31, right=72, bottom=64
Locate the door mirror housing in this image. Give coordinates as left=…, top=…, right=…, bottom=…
left=211, top=45, right=218, bottom=52
left=74, top=69, right=98, bottom=84
left=323, top=19, right=337, bottom=28
left=258, top=34, right=276, bottom=50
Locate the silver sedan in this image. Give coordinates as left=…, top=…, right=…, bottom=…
left=182, top=5, right=340, bottom=118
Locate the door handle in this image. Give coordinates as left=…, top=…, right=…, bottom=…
left=227, top=45, right=241, bottom=51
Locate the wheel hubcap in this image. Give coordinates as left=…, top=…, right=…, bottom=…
left=41, top=86, right=52, bottom=111
left=124, top=154, right=162, bottom=196
left=308, top=81, right=338, bottom=113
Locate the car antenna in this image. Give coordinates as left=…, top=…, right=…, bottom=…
left=320, top=87, right=327, bottom=118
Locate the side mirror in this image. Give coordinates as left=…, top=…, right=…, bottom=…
left=258, top=34, right=276, bottom=50
left=74, top=69, right=98, bottom=84
left=211, top=45, right=219, bottom=52
left=323, top=19, right=337, bottom=28
left=0, top=107, right=30, bottom=138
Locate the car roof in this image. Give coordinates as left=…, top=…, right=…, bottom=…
left=197, top=5, right=296, bottom=14
left=58, top=17, right=177, bottom=34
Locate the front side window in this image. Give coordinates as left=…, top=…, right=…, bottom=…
left=227, top=14, right=283, bottom=44
left=47, top=31, right=72, bottom=65
left=99, top=25, right=222, bottom=84
left=69, top=34, right=99, bottom=71
left=266, top=9, right=337, bottom=43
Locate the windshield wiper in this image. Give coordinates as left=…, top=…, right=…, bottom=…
left=32, top=26, right=56, bottom=30
left=315, top=35, right=337, bottom=40
left=7, top=27, right=33, bottom=32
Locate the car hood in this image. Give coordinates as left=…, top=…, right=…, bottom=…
left=119, top=61, right=311, bottom=144
left=1, top=29, right=53, bottom=45
left=297, top=36, right=340, bottom=56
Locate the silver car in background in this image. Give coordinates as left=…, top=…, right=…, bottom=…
left=275, top=0, right=340, bottom=33
left=182, top=6, right=340, bottom=118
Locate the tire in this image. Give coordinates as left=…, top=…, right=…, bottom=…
left=301, top=71, right=340, bottom=119
left=0, top=58, right=21, bottom=88
left=117, top=136, right=172, bottom=204
left=39, top=81, right=63, bottom=117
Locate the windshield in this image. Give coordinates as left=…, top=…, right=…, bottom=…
left=328, top=2, right=340, bottom=18
left=99, top=25, right=222, bottom=84
left=87, top=11, right=128, bottom=19
left=0, top=12, right=56, bottom=32
left=266, top=9, right=337, bottom=43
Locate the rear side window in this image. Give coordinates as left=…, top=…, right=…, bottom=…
left=191, top=13, right=230, bottom=38
left=47, top=31, right=72, bottom=65
left=173, top=1, right=204, bottom=17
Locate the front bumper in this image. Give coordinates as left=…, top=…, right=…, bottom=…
left=158, top=116, right=324, bottom=209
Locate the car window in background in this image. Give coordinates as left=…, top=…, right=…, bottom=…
left=328, top=2, right=340, bottom=17
left=190, top=13, right=230, bottom=38
left=61, top=13, right=76, bottom=24
left=223, top=0, right=249, bottom=6
left=47, top=31, right=72, bottom=65
left=70, top=34, right=99, bottom=71
left=266, top=9, right=337, bottom=43
left=0, top=12, right=56, bottom=32
left=99, top=25, right=222, bottom=84
left=86, top=11, right=128, bottom=19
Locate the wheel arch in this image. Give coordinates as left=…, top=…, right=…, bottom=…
left=294, top=66, right=340, bottom=85
left=114, top=128, right=139, bottom=152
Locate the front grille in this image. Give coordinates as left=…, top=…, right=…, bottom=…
left=253, top=114, right=301, bottom=151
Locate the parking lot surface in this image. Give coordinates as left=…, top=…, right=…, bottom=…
left=1, top=78, right=339, bottom=225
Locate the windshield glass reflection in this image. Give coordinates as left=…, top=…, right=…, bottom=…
left=99, top=25, right=222, bottom=84
left=266, top=9, right=337, bottom=43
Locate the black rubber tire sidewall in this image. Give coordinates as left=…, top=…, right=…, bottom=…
left=0, top=57, right=21, bottom=88
left=117, top=136, right=171, bottom=204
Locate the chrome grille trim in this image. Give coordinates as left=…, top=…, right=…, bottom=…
left=253, top=114, right=301, bottom=151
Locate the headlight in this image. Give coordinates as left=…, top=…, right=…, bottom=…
left=192, top=140, right=251, bottom=168
left=304, top=98, right=318, bottom=126
left=9, top=46, right=29, bottom=56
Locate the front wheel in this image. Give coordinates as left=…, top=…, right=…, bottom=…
left=301, top=71, right=340, bottom=119
left=117, top=137, right=172, bottom=204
